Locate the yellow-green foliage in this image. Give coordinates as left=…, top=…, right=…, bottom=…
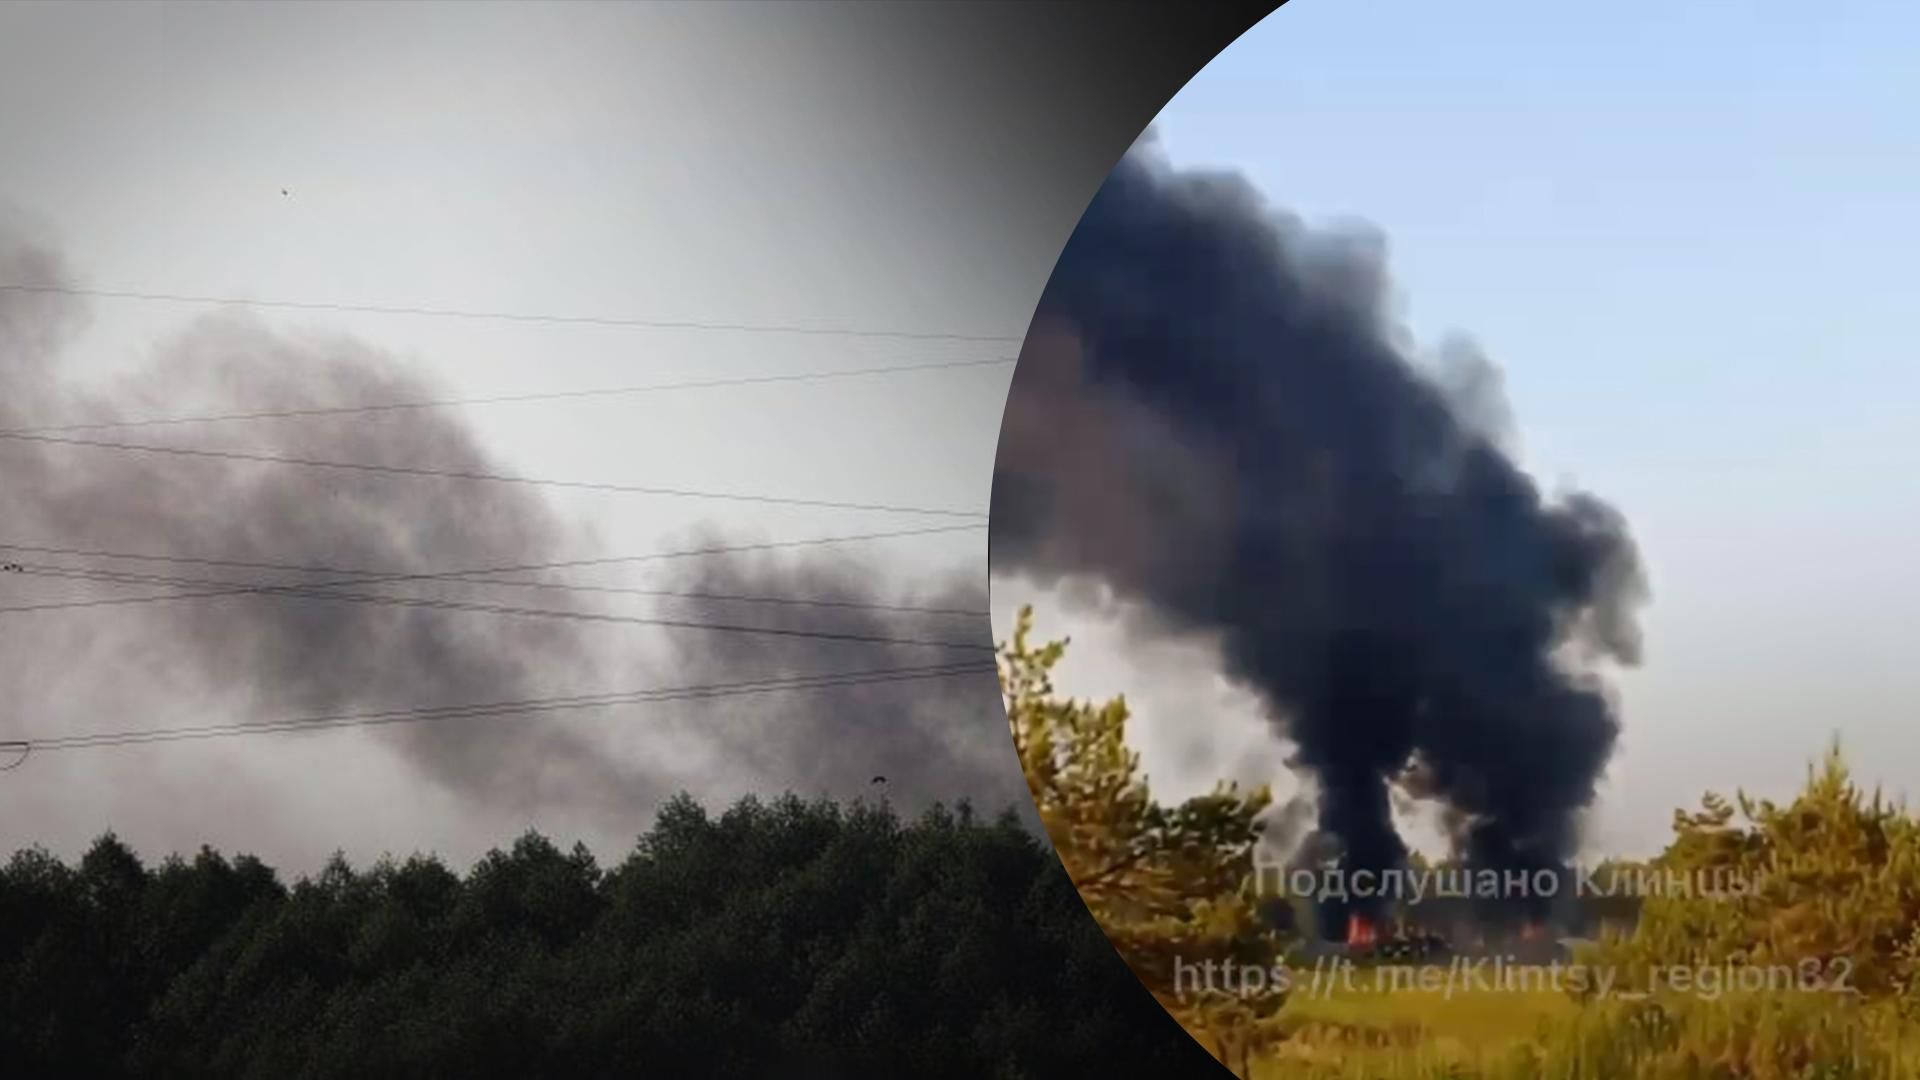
left=1248, top=743, right=1920, bottom=1078
left=1002, top=604, right=1920, bottom=1076
left=1589, top=739, right=1920, bottom=1002
left=1250, top=993, right=1920, bottom=1080
left=998, top=606, right=1286, bottom=1071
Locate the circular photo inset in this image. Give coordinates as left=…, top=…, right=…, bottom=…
left=986, top=6, right=1920, bottom=1076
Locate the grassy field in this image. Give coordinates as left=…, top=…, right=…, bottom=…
left=1007, top=624, right=1920, bottom=1078
left=1187, top=967, right=1920, bottom=1079
left=1266, top=978, right=1578, bottom=1069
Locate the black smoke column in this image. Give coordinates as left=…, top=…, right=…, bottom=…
left=991, top=137, right=1648, bottom=930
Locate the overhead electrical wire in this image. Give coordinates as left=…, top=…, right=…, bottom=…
left=0, top=561, right=995, bottom=653
left=0, top=660, right=999, bottom=762
left=0, top=356, right=1017, bottom=437
left=0, top=524, right=987, bottom=616
left=0, top=281, right=1025, bottom=344
left=0, top=541, right=988, bottom=617
left=0, top=431, right=990, bottom=519
left=0, top=283, right=1017, bottom=775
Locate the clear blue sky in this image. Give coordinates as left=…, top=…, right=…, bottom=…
left=1003, top=0, right=1919, bottom=857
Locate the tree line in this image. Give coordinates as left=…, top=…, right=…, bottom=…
left=0, top=791, right=1230, bottom=1078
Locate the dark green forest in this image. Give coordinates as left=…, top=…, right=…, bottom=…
left=0, top=793, right=1225, bottom=1079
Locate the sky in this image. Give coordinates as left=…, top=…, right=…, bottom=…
left=3, top=0, right=1914, bottom=876
left=990, top=0, right=1920, bottom=859
left=0, top=1, right=1077, bottom=873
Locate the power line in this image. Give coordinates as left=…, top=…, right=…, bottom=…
left=5, top=560, right=991, bottom=651
left=0, top=356, right=1018, bottom=437
left=0, top=524, right=986, bottom=615
left=0, top=540, right=988, bottom=617
left=0, top=562, right=995, bottom=653
left=0, top=431, right=990, bottom=520
left=0, top=282, right=1024, bottom=344
left=0, top=660, right=999, bottom=757
left=21, top=662, right=991, bottom=748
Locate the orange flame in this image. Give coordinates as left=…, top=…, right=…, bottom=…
left=1346, top=913, right=1378, bottom=947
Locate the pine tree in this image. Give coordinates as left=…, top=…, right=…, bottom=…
left=1593, top=737, right=1920, bottom=999
left=998, top=605, right=1289, bottom=1071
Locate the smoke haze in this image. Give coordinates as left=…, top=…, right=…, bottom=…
left=0, top=229, right=1023, bottom=866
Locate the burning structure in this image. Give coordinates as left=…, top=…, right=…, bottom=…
left=991, top=136, right=1650, bottom=941
left=1292, top=889, right=1642, bottom=962
left=1345, top=912, right=1380, bottom=950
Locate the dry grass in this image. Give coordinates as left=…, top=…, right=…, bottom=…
left=1181, top=974, right=1920, bottom=1079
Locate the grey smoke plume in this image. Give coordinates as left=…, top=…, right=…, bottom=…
left=990, top=139, right=1649, bottom=923
left=0, top=229, right=1018, bottom=853
left=649, top=541, right=1030, bottom=820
